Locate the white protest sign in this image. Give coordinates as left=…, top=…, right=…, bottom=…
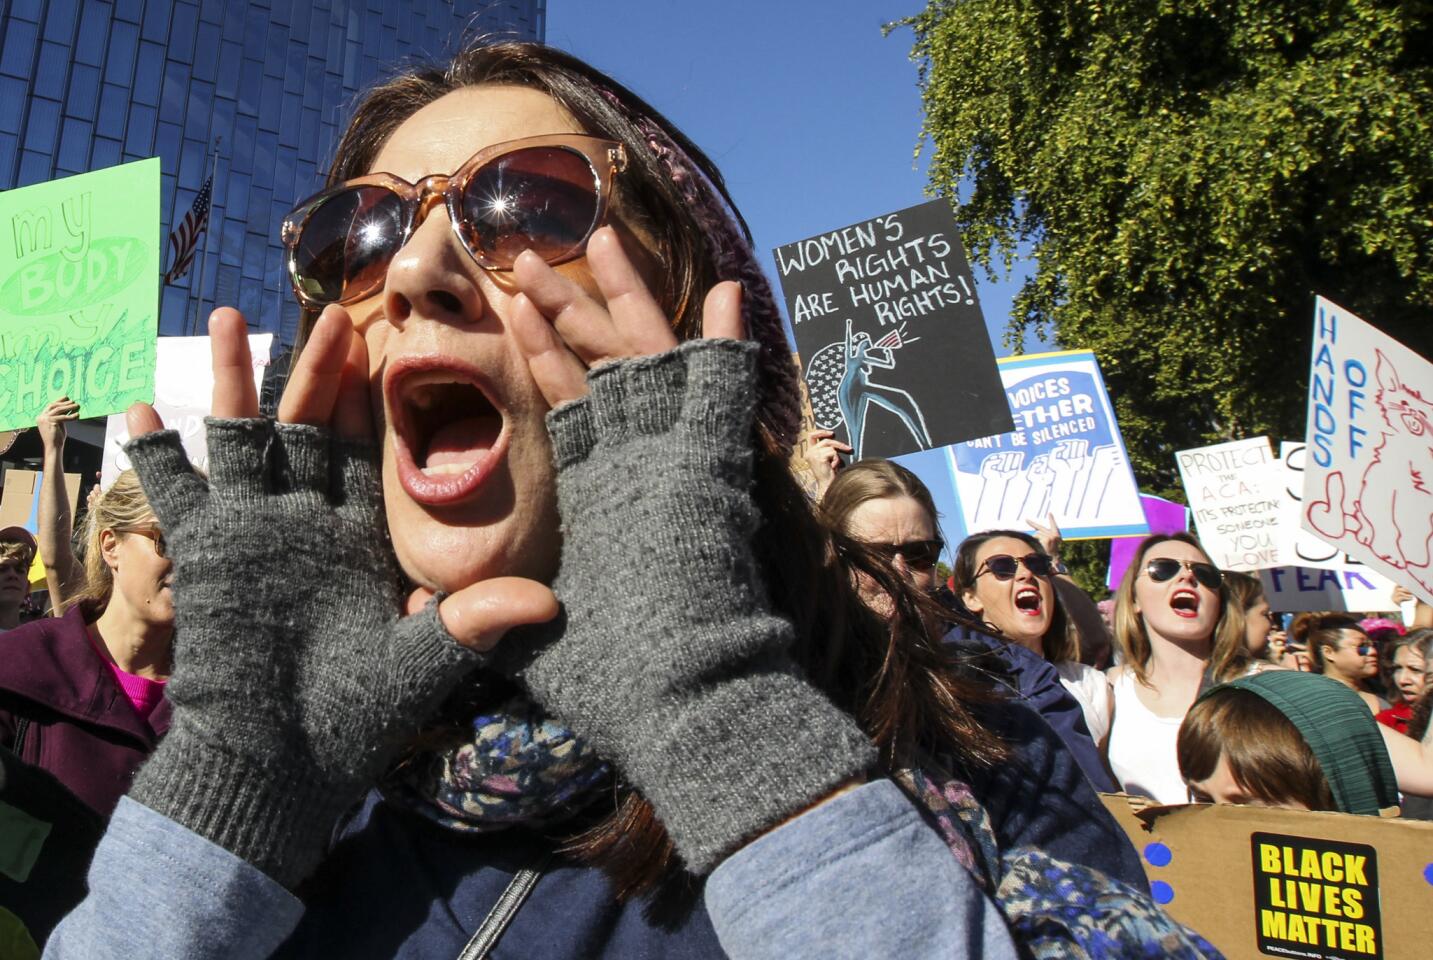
left=1175, top=437, right=1281, bottom=571
left=1257, top=565, right=1398, bottom=613
left=1300, top=297, right=1433, bottom=606
left=101, top=334, right=273, bottom=486
left=948, top=350, right=1146, bottom=539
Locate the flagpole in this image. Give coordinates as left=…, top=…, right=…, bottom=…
left=190, top=138, right=221, bottom=336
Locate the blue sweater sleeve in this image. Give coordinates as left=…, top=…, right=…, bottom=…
left=705, top=780, right=1019, bottom=960
left=44, top=797, right=304, bottom=960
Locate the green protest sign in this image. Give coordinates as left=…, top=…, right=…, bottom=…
left=0, top=158, right=160, bottom=431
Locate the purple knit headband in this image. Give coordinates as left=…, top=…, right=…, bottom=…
left=595, top=86, right=802, bottom=448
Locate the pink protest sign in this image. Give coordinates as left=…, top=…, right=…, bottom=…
left=1106, top=494, right=1190, bottom=590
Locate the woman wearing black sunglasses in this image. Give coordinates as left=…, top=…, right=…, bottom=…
left=49, top=40, right=1219, bottom=960
left=951, top=527, right=1113, bottom=752
left=1107, top=532, right=1266, bottom=804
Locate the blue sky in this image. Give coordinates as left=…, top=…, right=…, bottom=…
left=546, top=1, right=1039, bottom=550
left=546, top=1, right=1036, bottom=356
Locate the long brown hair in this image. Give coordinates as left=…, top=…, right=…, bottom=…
left=303, top=39, right=1004, bottom=899
left=949, top=529, right=1077, bottom=663
left=1112, top=532, right=1248, bottom=684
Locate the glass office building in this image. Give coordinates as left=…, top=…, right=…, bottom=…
left=0, top=0, right=544, bottom=345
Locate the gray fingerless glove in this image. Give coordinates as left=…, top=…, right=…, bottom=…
left=124, top=421, right=481, bottom=888
left=502, top=339, right=876, bottom=874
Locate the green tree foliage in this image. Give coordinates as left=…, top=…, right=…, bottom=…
left=898, top=0, right=1433, bottom=498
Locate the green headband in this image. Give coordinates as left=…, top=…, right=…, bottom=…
left=1196, top=671, right=1398, bottom=816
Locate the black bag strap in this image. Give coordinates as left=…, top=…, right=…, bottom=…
left=455, top=851, right=551, bottom=960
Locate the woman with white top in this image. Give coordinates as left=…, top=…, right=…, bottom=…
left=1106, top=532, right=1259, bottom=804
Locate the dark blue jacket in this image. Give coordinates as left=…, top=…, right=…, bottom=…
left=273, top=690, right=1141, bottom=958
left=275, top=792, right=725, bottom=959
left=944, top=624, right=1118, bottom=793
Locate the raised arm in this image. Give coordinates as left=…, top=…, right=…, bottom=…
left=1378, top=722, right=1433, bottom=798
left=37, top=398, right=82, bottom=610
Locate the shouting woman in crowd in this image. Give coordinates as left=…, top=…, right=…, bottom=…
left=50, top=40, right=1215, bottom=960
left=951, top=524, right=1111, bottom=748
left=1106, top=532, right=1261, bottom=804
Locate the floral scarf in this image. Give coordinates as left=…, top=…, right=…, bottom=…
left=385, top=697, right=1221, bottom=957
left=895, top=765, right=1225, bottom=959
left=382, top=695, right=609, bottom=832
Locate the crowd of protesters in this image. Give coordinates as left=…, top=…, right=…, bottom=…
left=1, top=36, right=1431, bottom=960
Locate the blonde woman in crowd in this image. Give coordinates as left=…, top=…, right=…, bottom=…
left=0, top=471, right=172, bottom=816
left=1106, top=532, right=1267, bottom=804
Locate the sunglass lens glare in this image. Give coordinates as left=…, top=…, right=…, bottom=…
left=1147, top=558, right=1181, bottom=582
left=461, top=147, right=599, bottom=266
left=293, top=186, right=405, bottom=304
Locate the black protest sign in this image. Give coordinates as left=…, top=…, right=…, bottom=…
left=1252, top=832, right=1381, bottom=960
left=773, top=199, right=1012, bottom=460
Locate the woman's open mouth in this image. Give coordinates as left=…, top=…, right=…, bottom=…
left=387, top=359, right=509, bottom=506
left=1170, top=589, right=1201, bottom=618
left=1014, top=586, right=1043, bottom=616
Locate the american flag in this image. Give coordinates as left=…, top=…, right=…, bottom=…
left=164, top=176, right=212, bottom=284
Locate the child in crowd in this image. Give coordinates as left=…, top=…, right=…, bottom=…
left=1179, top=671, right=1433, bottom=815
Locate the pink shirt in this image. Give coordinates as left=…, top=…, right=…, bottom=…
left=105, top=659, right=167, bottom=722
left=87, top=630, right=167, bottom=722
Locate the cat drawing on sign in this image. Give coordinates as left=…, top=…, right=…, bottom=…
left=1308, top=350, right=1433, bottom=594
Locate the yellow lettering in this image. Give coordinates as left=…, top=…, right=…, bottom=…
left=1300, top=849, right=1322, bottom=879
left=1343, top=854, right=1368, bottom=886
left=1261, top=844, right=1282, bottom=873
left=1339, top=921, right=1357, bottom=951
left=1342, top=888, right=1364, bottom=920
left=1355, top=924, right=1376, bottom=953
left=1325, top=886, right=1343, bottom=917
left=1296, top=881, right=1322, bottom=912
left=1269, top=878, right=1287, bottom=908
left=1321, top=851, right=1344, bottom=882
left=1288, top=913, right=1309, bottom=944
left=1260, top=909, right=1288, bottom=939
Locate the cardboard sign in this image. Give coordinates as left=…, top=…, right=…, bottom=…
left=1176, top=437, right=1283, bottom=571
left=1101, top=794, right=1433, bottom=960
left=947, top=349, right=1146, bottom=539
left=774, top=200, right=1011, bottom=460
left=0, top=159, right=161, bottom=432
left=1106, top=494, right=1191, bottom=590
left=100, top=334, right=273, bottom=486
left=0, top=468, right=82, bottom=586
left=1301, top=297, right=1433, bottom=606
